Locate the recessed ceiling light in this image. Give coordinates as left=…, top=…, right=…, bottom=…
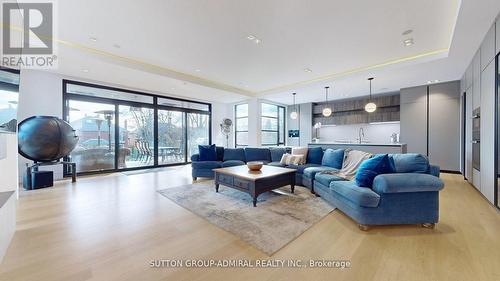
left=89, top=37, right=97, bottom=42
left=82, top=69, right=89, bottom=73
left=304, top=68, right=313, bottom=73
left=171, top=87, right=175, bottom=90
left=403, top=38, right=414, bottom=46
left=195, top=69, right=201, bottom=72
left=402, top=29, right=413, bottom=36
left=247, top=35, right=261, bottom=44
left=427, top=79, right=440, bottom=84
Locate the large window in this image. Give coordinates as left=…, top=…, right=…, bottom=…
left=235, top=104, right=248, bottom=147
left=64, top=80, right=211, bottom=174
left=261, top=103, right=286, bottom=146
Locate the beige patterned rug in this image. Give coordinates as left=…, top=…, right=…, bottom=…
left=158, top=182, right=334, bottom=256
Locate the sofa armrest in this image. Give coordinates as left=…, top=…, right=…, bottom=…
left=191, top=154, right=200, bottom=162
left=372, top=173, right=444, bottom=194
left=429, top=164, right=440, bottom=178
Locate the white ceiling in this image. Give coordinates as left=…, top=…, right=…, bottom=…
left=21, top=0, right=500, bottom=103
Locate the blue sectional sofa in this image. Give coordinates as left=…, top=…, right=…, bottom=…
left=191, top=146, right=444, bottom=229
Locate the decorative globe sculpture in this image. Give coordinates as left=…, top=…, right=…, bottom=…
left=18, top=116, right=79, bottom=162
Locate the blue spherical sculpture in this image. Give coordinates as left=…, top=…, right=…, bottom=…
left=18, top=116, right=79, bottom=162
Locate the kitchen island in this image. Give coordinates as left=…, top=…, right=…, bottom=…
left=308, top=142, right=407, bottom=154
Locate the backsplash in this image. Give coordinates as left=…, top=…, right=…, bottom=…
left=316, top=122, right=400, bottom=144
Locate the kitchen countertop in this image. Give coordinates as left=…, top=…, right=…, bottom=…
left=309, top=142, right=407, bottom=147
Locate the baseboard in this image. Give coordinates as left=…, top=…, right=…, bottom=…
left=441, top=170, right=462, bottom=174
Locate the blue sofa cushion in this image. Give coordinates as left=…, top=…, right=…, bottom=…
left=245, top=147, right=271, bottom=163
left=198, top=144, right=217, bottom=161
left=287, top=163, right=321, bottom=174
left=216, top=146, right=225, bottom=161
left=355, top=154, right=393, bottom=188
left=303, top=166, right=338, bottom=179
left=270, top=147, right=287, bottom=162
left=330, top=181, right=381, bottom=208
left=191, top=161, right=222, bottom=170
left=372, top=173, right=444, bottom=194
left=223, top=148, right=246, bottom=162
left=191, top=154, right=199, bottom=162
left=268, top=161, right=285, bottom=167
left=322, top=149, right=344, bottom=169
left=222, top=160, right=245, bottom=167
left=314, top=173, right=346, bottom=186
left=307, top=147, right=323, bottom=165
left=390, top=153, right=429, bottom=174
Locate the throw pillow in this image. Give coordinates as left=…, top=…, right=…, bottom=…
left=288, top=154, right=304, bottom=165
left=322, top=149, right=345, bottom=169
left=280, top=153, right=291, bottom=165
left=355, top=154, right=393, bottom=188
left=306, top=147, right=323, bottom=165
left=291, top=147, right=308, bottom=164
left=198, top=144, right=217, bottom=161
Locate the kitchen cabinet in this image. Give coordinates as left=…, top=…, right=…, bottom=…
left=429, top=82, right=460, bottom=171
left=496, top=19, right=500, bottom=55
left=480, top=24, right=496, bottom=72
left=472, top=50, right=481, bottom=110
left=400, top=81, right=461, bottom=172
left=400, top=86, right=427, bottom=155
left=480, top=61, right=495, bottom=204
left=312, top=94, right=399, bottom=126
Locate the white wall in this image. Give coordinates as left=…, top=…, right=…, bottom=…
left=318, top=122, right=400, bottom=144
left=18, top=70, right=64, bottom=180
left=211, top=102, right=233, bottom=148
left=0, top=134, right=18, bottom=193
left=0, top=132, right=18, bottom=263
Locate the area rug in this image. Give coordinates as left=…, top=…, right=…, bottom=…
left=158, top=182, right=334, bottom=255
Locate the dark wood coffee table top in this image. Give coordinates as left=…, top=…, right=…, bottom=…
left=212, top=165, right=296, bottom=181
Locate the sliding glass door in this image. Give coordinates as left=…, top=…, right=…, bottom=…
left=158, top=109, right=185, bottom=165
left=67, top=100, right=116, bottom=173
left=63, top=80, right=211, bottom=175
left=119, top=105, right=155, bottom=168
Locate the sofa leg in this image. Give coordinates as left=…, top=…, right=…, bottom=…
left=192, top=177, right=197, bottom=181
left=358, top=224, right=370, bottom=231
left=421, top=223, right=435, bottom=229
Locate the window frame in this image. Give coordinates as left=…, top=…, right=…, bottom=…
left=62, top=79, right=212, bottom=176
left=261, top=102, right=286, bottom=146
left=234, top=103, right=249, bottom=148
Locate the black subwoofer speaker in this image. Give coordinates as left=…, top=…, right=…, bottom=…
left=23, top=170, right=54, bottom=190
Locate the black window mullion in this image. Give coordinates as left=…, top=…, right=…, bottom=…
left=114, top=104, right=119, bottom=170
left=153, top=97, right=159, bottom=166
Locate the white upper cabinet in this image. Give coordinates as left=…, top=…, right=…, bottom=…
left=480, top=24, right=496, bottom=71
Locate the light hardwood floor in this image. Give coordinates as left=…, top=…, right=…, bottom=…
left=0, top=166, right=499, bottom=281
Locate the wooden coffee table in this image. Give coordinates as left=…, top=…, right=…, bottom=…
left=213, top=165, right=296, bottom=207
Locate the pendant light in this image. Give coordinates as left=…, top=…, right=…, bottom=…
left=365, top=77, right=377, bottom=113
left=290, top=92, right=298, bottom=119
left=322, top=86, right=332, bottom=117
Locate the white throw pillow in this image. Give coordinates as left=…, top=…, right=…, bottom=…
left=291, top=147, right=308, bottom=164
left=288, top=154, right=304, bottom=165
left=280, top=153, right=291, bottom=165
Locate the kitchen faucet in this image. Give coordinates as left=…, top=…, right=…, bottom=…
left=358, top=127, right=365, bottom=144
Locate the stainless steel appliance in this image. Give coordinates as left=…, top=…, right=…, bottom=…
left=472, top=108, right=480, bottom=171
